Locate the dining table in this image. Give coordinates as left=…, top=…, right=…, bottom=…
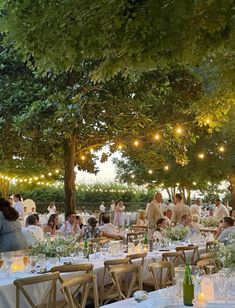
left=0, top=241, right=207, bottom=307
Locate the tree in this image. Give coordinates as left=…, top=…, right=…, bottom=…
left=114, top=111, right=235, bottom=206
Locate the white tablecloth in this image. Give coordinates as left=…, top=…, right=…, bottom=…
left=0, top=244, right=205, bottom=307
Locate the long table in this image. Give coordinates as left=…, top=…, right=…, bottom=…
left=0, top=244, right=206, bottom=307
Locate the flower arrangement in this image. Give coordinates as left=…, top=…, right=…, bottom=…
left=202, top=217, right=220, bottom=227
left=216, top=234, right=235, bottom=268
left=29, top=234, right=78, bottom=258
left=163, top=225, right=189, bottom=241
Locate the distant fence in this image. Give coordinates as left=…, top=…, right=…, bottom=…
left=34, top=202, right=146, bottom=213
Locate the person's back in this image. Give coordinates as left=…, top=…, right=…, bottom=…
left=147, top=199, right=163, bottom=229
left=23, top=215, right=44, bottom=245
left=0, top=198, right=27, bottom=252
left=172, top=203, right=190, bottom=224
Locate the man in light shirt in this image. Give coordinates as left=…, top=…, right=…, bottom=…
left=22, top=215, right=44, bottom=245
left=60, top=212, right=80, bottom=235
left=216, top=217, right=235, bottom=244
left=99, top=214, right=123, bottom=240
left=171, top=193, right=190, bottom=225
left=214, top=199, right=229, bottom=220
left=190, top=198, right=201, bottom=217
left=147, top=192, right=164, bottom=231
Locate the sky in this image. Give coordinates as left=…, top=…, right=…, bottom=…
left=76, top=151, right=118, bottom=183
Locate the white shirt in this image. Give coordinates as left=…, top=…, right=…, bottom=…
left=14, top=201, right=24, bottom=220
left=60, top=221, right=81, bottom=235
left=190, top=204, right=201, bottom=217
left=110, top=203, right=115, bottom=212
left=22, top=225, right=44, bottom=245
left=99, top=223, right=120, bottom=237
left=160, top=202, right=168, bottom=213
left=214, top=204, right=229, bottom=220
left=100, top=204, right=106, bottom=213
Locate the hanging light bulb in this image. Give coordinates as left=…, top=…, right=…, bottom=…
left=164, top=165, right=169, bottom=171
left=198, top=153, right=205, bottom=159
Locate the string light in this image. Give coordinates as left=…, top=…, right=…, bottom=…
left=219, top=146, right=225, bottom=153
left=55, top=169, right=60, bottom=173
left=205, top=118, right=210, bottom=124
left=148, top=170, right=153, bottom=174
left=154, top=133, right=160, bottom=140
left=176, top=126, right=183, bottom=134
left=198, top=153, right=205, bottom=159
left=80, top=155, right=86, bottom=161
left=164, top=165, right=169, bottom=171
left=193, top=182, right=197, bottom=186
left=131, top=174, right=135, bottom=178
left=117, top=144, right=123, bottom=150
left=48, top=172, right=52, bottom=176
left=133, top=140, right=139, bottom=147
left=90, top=147, right=94, bottom=153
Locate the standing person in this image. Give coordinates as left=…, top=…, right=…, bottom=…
left=147, top=193, right=164, bottom=232
left=47, top=201, right=56, bottom=215
left=13, top=193, right=24, bottom=221
left=110, top=200, right=116, bottom=223
left=190, top=198, right=202, bottom=217
left=214, top=198, right=229, bottom=220
left=171, top=193, right=190, bottom=225
left=0, top=197, right=27, bottom=252
left=99, top=201, right=106, bottom=213
left=114, top=199, right=125, bottom=226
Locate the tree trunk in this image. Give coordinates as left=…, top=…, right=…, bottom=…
left=64, top=133, right=76, bottom=215
left=229, top=165, right=235, bottom=209
left=0, top=179, right=9, bottom=198
left=186, top=187, right=191, bottom=205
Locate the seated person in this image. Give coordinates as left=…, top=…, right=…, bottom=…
left=216, top=216, right=235, bottom=244
left=98, top=214, right=123, bottom=240
left=60, top=212, right=81, bottom=236
left=230, top=209, right=235, bottom=220
left=98, top=212, right=105, bottom=226
left=76, top=215, right=84, bottom=230
left=191, top=214, right=202, bottom=231
left=153, top=218, right=168, bottom=242
left=136, top=211, right=148, bottom=226
left=43, top=214, right=59, bottom=235
left=205, top=206, right=215, bottom=217
left=32, top=213, right=41, bottom=227
left=164, top=209, right=172, bottom=225
left=22, top=215, right=44, bottom=245
left=83, top=217, right=101, bottom=240
left=185, top=216, right=200, bottom=234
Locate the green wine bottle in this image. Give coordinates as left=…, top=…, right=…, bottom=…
left=183, top=263, right=194, bottom=306
left=144, top=233, right=148, bottom=245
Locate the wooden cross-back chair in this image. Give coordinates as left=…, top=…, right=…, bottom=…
left=14, top=272, right=60, bottom=308
left=129, top=225, right=148, bottom=233
left=90, top=237, right=111, bottom=247
left=162, top=252, right=184, bottom=267
left=199, top=251, right=216, bottom=261
left=51, top=264, right=93, bottom=307
left=175, top=245, right=199, bottom=265
left=206, top=241, right=217, bottom=252
left=126, top=252, right=147, bottom=267
left=61, top=273, right=99, bottom=308
left=196, top=258, right=217, bottom=274
left=110, top=264, right=142, bottom=301
left=101, top=258, right=129, bottom=305
left=148, top=261, right=175, bottom=290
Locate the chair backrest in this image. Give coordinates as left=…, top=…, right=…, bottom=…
left=110, top=264, right=142, bottom=300
left=162, top=252, right=184, bottom=267
left=14, top=272, right=60, bottom=308
left=91, top=237, right=110, bottom=247
left=126, top=252, right=147, bottom=267
left=51, top=264, right=93, bottom=283
left=199, top=252, right=216, bottom=260
left=196, top=258, right=217, bottom=274
left=61, top=273, right=99, bottom=308
left=175, top=245, right=199, bottom=264
left=206, top=241, right=217, bottom=252
left=101, top=258, right=129, bottom=304
left=129, top=225, right=148, bottom=232
left=148, top=261, right=175, bottom=290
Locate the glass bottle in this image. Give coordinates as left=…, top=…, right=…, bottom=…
left=183, top=263, right=194, bottom=306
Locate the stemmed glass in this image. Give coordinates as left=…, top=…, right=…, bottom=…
left=173, top=277, right=182, bottom=304
left=218, top=268, right=232, bottom=303
left=29, top=256, right=37, bottom=272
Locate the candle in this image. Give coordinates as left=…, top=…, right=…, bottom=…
left=201, top=277, right=215, bottom=301
left=197, top=292, right=205, bottom=302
